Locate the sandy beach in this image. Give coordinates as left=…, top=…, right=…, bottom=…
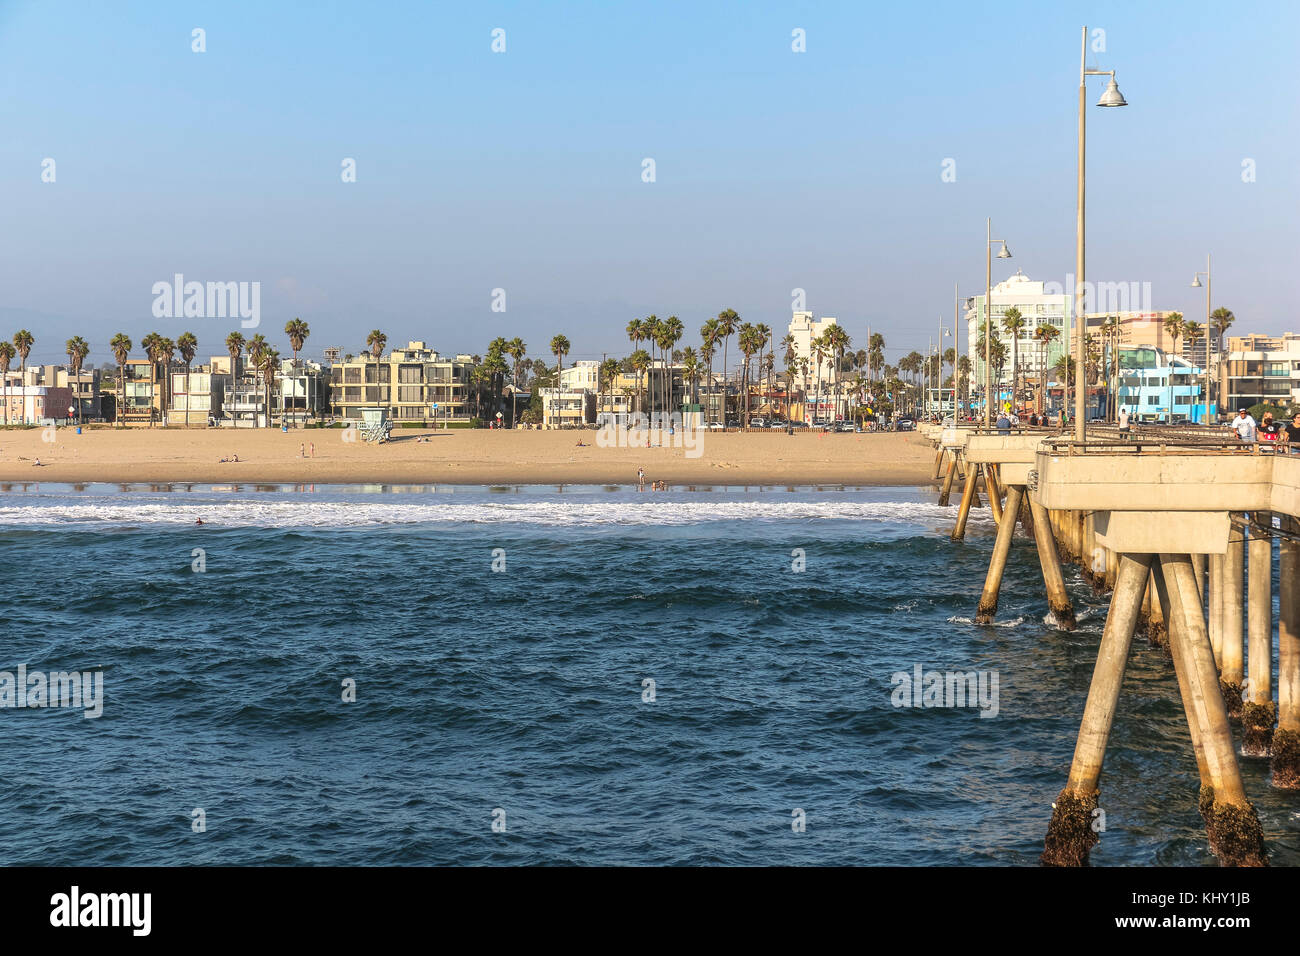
left=0, top=426, right=937, bottom=486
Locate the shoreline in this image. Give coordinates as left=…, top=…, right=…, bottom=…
left=0, top=427, right=939, bottom=487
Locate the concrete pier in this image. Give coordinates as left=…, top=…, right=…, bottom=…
left=951, top=463, right=980, bottom=541
left=1041, top=552, right=1151, bottom=866
left=975, top=485, right=1024, bottom=625
left=1029, top=497, right=1075, bottom=630
left=938, top=459, right=957, bottom=507
left=1274, top=520, right=1300, bottom=789
left=1245, top=521, right=1274, bottom=755
left=1221, top=526, right=1246, bottom=716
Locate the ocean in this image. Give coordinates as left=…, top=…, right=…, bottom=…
left=0, top=482, right=1295, bottom=866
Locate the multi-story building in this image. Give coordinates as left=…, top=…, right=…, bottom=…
left=1073, top=311, right=1181, bottom=354
left=329, top=342, right=474, bottom=424
left=0, top=385, right=74, bottom=424
left=1112, top=346, right=1209, bottom=423
left=967, top=271, right=1071, bottom=405
left=119, top=359, right=162, bottom=424
left=787, top=312, right=838, bottom=374
left=3, top=365, right=102, bottom=421
left=168, top=358, right=232, bottom=426
left=273, top=359, right=329, bottom=426
left=1218, top=337, right=1300, bottom=413
left=1227, top=332, right=1300, bottom=353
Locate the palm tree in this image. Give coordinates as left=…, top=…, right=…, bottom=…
left=139, top=332, right=163, bottom=426
left=261, top=347, right=281, bottom=425
left=13, top=330, right=34, bottom=387
left=1033, top=324, right=1059, bottom=415
left=109, top=334, right=132, bottom=427
left=824, top=324, right=850, bottom=419
left=659, top=317, right=683, bottom=414
left=700, top=318, right=721, bottom=423
left=715, top=309, right=739, bottom=426
left=1183, top=320, right=1204, bottom=423
left=65, top=336, right=90, bottom=425
left=1001, top=307, right=1025, bottom=413
left=0, top=341, right=13, bottom=426
left=629, top=348, right=651, bottom=415
left=366, top=330, right=387, bottom=414
left=813, top=335, right=832, bottom=421
left=175, top=331, right=198, bottom=425
left=599, top=357, right=621, bottom=420
left=550, top=334, right=570, bottom=375
left=1210, top=307, right=1235, bottom=420
left=681, top=347, right=700, bottom=408
left=1163, top=312, right=1184, bottom=424
left=285, top=317, right=310, bottom=372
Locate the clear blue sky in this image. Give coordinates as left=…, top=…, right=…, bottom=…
left=1, top=0, right=1295, bottom=368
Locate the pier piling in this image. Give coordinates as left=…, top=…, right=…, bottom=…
left=975, top=485, right=1023, bottom=625
left=951, top=463, right=979, bottom=541
left=1273, top=521, right=1300, bottom=789
left=1245, top=521, right=1274, bottom=755
left=1030, top=498, right=1074, bottom=630
left=1041, top=552, right=1151, bottom=866
left=938, top=459, right=957, bottom=507
left=1221, top=526, right=1246, bottom=717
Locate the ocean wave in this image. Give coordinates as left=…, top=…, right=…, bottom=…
left=0, top=498, right=993, bottom=530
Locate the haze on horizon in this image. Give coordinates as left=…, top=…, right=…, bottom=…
left=1, top=0, right=1295, bottom=369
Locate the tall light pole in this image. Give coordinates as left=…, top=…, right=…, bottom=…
left=954, top=282, right=962, bottom=419
left=1074, top=24, right=1129, bottom=441
left=985, top=218, right=1012, bottom=427
left=1191, top=254, right=1212, bottom=423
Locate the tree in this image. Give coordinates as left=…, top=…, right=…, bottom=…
left=1001, top=307, right=1025, bottom=413
left=246, top=334, right=268, bottom=427
left=1210, top=307, right=1235, bottom=419
left=1033, top=324, right=1060, bottom=415
left=1163, top=312, right=1184, bottom=424
left=110, top=334, right=132, bottom=427
left=13, top=330, right=33, bottom=387
left=1183, top=320, right=1205, bottom=423
left=366, top=330, right=387, bottom=413
left=285, top=318, right=310, bottom=370
left=700, top=318, right=721, bottom=423
left=715, top=309, right=739, bottom=427
left=823, top=324, right=850, bottom=419
left=176, top=331, right=198, bottom=426
left=629, top=348, right=651, bottom=414
left=681, top=347, right=700, bottom=408
left=599, top=357, right=621, bottom=420
left=659, top=317, right=683, bottom=414
left=550, top=334, right=570, bottom=374
left=260, top=348, right=280, bottom=425
left=0, top=341, right=13, bottom=426
left=65, top=336, right=90, bottom=425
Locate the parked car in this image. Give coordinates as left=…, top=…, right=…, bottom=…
left=768, top=419, right=787, bottom=429
left=707, top=421, right=726, bottom=430
left=835, top=420, right=857, bottom=432
left=896, top=417, right=915, bottom=431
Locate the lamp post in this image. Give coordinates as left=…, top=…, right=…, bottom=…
left=1074, top=24, right=1129, bottom=441
left=1191, top=254, right=1212, bottom=423
left=985, top=218, right=1012, bottom=427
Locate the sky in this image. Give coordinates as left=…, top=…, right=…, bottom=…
left=1, top=0, right=1296, bottom=370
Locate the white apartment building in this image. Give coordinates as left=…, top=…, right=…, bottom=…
left=966, top=270, right=1071, bottom=402
left=787, top=312, right=839, bottom=373
left=541, top=361, right=600, bottom=429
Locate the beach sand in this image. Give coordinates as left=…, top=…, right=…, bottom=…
left=0, top=425, right=937, bottom=486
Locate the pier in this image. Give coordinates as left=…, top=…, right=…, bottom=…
left=923, top=422, right=1299, bottom=866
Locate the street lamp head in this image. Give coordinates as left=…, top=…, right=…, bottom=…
left=1097, top=78, right=1127, bottom=107
left=997, top=242, right=1012, bottom=259
left=1191, top=275, right=1202, bottom=288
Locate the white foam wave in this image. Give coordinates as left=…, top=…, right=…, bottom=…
left=946, top=614, right=1025, bottom=628
left=0, top=498, right=996, bottom=530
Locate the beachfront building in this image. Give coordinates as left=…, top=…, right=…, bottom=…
left=1218, top=336, right=1300, bottom=413
left=540, top=361, right=600, bottom=429
left=1112, top=346, right=1208, bottom=423
left=118, top=359, right=163, bottom=424
left=168, top=359, right=230, bottom=427
left=0, top=385, right=75, bottom=424
left=274, top=359, right=329, bottom=426
left=3, top=364, right=103, bottom=421
left=329, top=342, right=475, bottom=425
left=966, top=271, right=1071, bottom=409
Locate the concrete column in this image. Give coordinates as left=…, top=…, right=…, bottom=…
left=938, top=458, right=957, bottom=507
left=1042, top=552, right=1151, bottom=866
left=1221, top=525, right=1246, bottom=716
left=933, top=446, right=946, bottom=480
left=1161, top=553, right=1267, bottom=866
left=1146, top=568, right=1168, bottom=651
left=1192, top=553, right=1206, bottom=604
left=1273, top=522, right=1300, bottom=789
left=951, top=462, right=979, bottom=541
left=1153, top=555, right=1210, bottom=783
left=1105, top=547, right=1118, bottom=593
left=1245, top=522, right=1274, bottom=756
left=985, top=464, right=1004, bottom=525
left=1030, top=498, right=1075, bottom=630
left=976, top=485, right=1023, bottom=625
left=1083, top=513, right=1100, bottom=590
left=1208, top=552, right=1224, bottom=668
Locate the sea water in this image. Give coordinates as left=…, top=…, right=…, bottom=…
left=0, top=482, right=1294, bottom=865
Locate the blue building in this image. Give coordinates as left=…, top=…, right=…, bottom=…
left=1113, top=347, right=1213, bottom=423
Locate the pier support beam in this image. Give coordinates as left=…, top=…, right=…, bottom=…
left=938, top=458, right=957, bottom=507
left=1041, top=552, right=1151, bottom=866
left=1161, top=553, right=1267, bottom=866
left=975, top=485, right=1023, bottom=625
left=1192, top=553, right=1206, bottom=604
left=1209, top=553, right=1224, bottom=669
left=985, top=465, right=1004, bottom=526
left=933, top=446, right=946, bottom=480
left=1153, top=559, right=1211, bottom=784
left=1221, top=525, right=1246, bottom=717
left=951, top=463, right=980, bottom=541
left=1146, top=569, right=1168, bottom=651
left=1030, top=499, right=1075, bottom=630
left=1245, top=522, right=1274, bottom=756
left=1273, top=522, right=1300, bottom=789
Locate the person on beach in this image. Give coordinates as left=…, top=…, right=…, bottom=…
left=299, top=443, right=305, bottom=457
left=310, top=443, right=315, bottom=458
left=1118, top=406, right=1130, bottom=433
left=1233, top=408, right=1257, bottom=443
